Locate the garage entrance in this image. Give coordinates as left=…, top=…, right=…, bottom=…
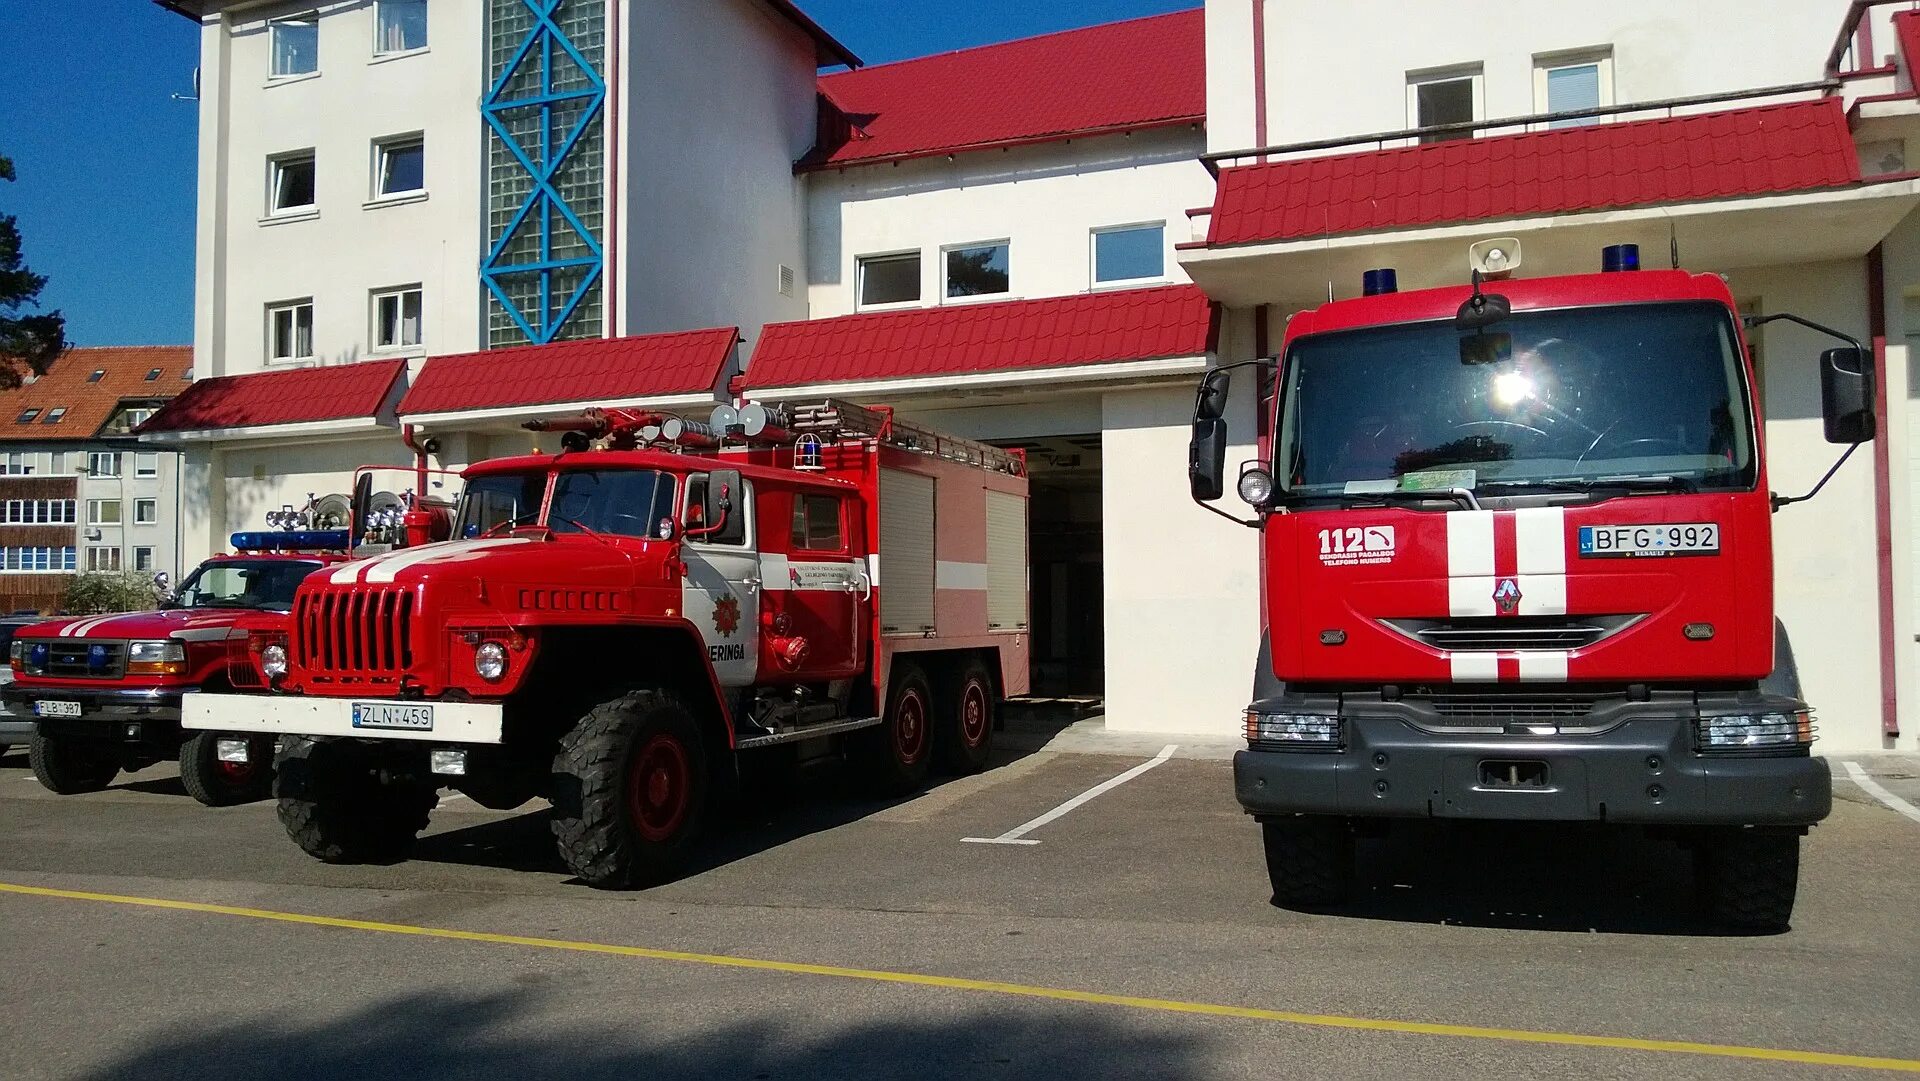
left=997, top=434, right=1104, bottom=698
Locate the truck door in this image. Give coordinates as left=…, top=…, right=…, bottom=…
left=761, top=490, right=862, bottom=680
left=680, top=472, right=759, bottom=688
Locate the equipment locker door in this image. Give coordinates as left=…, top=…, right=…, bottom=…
left=680, top=472, right=760, bottom=688
left=762, top=491, right=862, bottom=680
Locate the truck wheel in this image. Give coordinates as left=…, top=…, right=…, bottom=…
left=178, top=731, right=273, bottom=807
left=1261, top=817, right=1355, bottom=907
left=1696, top=831, right=1799, bottom=933
left=858, top=662, right=933, bottom=796
left=550, top=690, right=708, bottom=890
left=275, top=737, right=438, bottom=864
left=933, top=658, right=996, bottom=776
left=28, top=731, right=119, bottom=795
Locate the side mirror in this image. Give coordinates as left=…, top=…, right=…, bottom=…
left=1195, top=369, right=1231, bottom=422
left=707, top=469, right=741, bottom=519
left=350, top=472, right=373, bottom=544
left=1819, top=346, right=1874, bottom=444
left=1189, top=418, right=1228, bottom=501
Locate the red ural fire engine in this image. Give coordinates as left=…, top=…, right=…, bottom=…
left=2, top=521, right=351, bottom=806
left=1190, top=241, right=1874, bottom=931
left=184, top=399, right=1030, bottom=888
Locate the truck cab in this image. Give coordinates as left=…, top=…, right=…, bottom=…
left=1190, top=244, right=1876, bottom=931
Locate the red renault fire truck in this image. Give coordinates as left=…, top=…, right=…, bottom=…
left=183, top=400, right=1030, bottom=888
left=2, top=520, right=351, bottom=806
left=1190, top=241, right=1873, bottom=931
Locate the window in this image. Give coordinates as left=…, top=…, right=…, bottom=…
left=548, top=470, right=678, bottom=540
left=683, top=474, right=749, bottom=547
left=375, top=0, right=428, bottom=54
left=790, top=494, right=844, bottom=552
left=134, top=499, right=158, bottom=525
left=268, top=300, right=315, bottom=361
left=1, top=500, right=75, bottom=524
left=88, top=452, right=121, bottom=478
left=86, top=547, right=123, bottom=572
left=121, top=407, right=155, bottom=431
left=372, top=286, right=423, bottom=351
left=857, top=252, right=921, bottom=308
left=135, top=452, right=159, bottom=478
left=269, top=152, right=317, bottom=215
left=945, top=242, right=1010, bottom=299
left=374, top=136, right=425, bottom=197
left=1, top=547, right=75, bottom=574
left=88, top=500, right=122, bottom=526
left=15, top=408, right=38, bottom=424
left=1093, top=223, right=1166, bottom=286
left=1536, top=49, right=1614, bottom=128
left=145, top=368, right=161, bottom=381
left=86, top=369, right=105, bottom=383
left=42, top=407, right=65, bottom=425
left=5, top=453, right=33, bottom=475
left=1408, top=66, right=1483, bottom=143
left=134, top=547, right=156, bottom=572
left=270, top=13, right=319, bottom=78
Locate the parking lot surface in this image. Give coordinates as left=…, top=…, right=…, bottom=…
left=2, top=721, right=1917, bottom=1080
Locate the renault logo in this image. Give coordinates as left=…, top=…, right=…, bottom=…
left=1493, top=578, right=1522, bottom=615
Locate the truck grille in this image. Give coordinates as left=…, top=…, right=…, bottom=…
left=295, top=588, right=415, bottom=682
left=43, top=639, right=127, bottom=679
left=1381, top=615, right=1640, bottom=653
left=1419, top=686, right=1627, bottom=723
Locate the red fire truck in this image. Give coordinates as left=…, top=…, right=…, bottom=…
left=2, top=522, right=352, bottom=806
left=183, top=400, right=1030, bottom=888
left=1189, top=241, right=1873, bottom=931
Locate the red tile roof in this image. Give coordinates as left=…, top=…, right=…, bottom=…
left=1205, top=99, right=1864, bottom=247
left=0, top=346, right=189, bottom=442
left=804, top=8, right=1205, bottom=170
left=744, top=285, right=1216, bottom=390
left=398, top=328, right=740, bottom=416
left=139, top=360, right=407, bottom=434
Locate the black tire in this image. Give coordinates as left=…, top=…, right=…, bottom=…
left=1261, top=817, right=1355, bottom=907
left=858, top=662, right=934, bottom=796
left=550, top=690, right=708, bottom=890
left=275, top=736, right=438, bottom=864
left=28, top=731, right=118, bottom=795
left=933, top=657, right=996, bottom=776
left=179, top=731, right=274, bottom=807
left=1696, top=831, right=1799, bottom=933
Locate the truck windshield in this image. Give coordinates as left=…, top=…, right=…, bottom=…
left=176, top=559, right=322, bottom=612
left=1276, top=301, right=1756, bottom=497
left=549, top=470, right=677, bottom=539
left=456, top=473, right=548, bottom=537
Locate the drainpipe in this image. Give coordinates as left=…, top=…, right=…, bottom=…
left=1868, top=246, right=1900, bottom=739
left=401, top=423, right=430, bottom=496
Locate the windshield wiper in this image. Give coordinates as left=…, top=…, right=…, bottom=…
left=1479, top=475, right=1699, bottom=497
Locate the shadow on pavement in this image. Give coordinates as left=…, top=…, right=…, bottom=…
left=80, top=987, right=1208, bottom=1081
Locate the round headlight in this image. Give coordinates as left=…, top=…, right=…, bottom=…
left=261, top=644, right=289, bottom=678
left=475, top=641, right=508, bottom=683
left=1237, top=468, right=1275, bottom=507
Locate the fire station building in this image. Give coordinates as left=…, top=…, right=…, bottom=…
left=146, top=0, right=1920, bottom=754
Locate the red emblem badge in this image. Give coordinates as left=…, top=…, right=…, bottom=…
left=713, top=595, right=741, bottom=637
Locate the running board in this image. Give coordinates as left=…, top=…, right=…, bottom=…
left=734, top=715, right=883, bottom=749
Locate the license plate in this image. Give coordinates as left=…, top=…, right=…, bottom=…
left=351, top=702, right=434, bottom=731
left=34, top=700, right=81, bottom=718
left=1579, top=523, right=1720, bottom=558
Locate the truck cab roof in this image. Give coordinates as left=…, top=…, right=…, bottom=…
left=1285, top=269, right=1740, bottom=339
left=465, top=447, right=863, bottom=494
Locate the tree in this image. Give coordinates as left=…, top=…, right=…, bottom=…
left=0, top=154, right=67, bottom=390
left=62, top=571, right=162, bottom=616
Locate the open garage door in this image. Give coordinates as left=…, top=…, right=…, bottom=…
left=996, top=434, right=1103, bottom=699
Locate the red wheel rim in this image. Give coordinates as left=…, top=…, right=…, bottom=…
left=960, top=680, right=989, bottom=747
left=627, top=734, right=691, bottom=844
left=894, top=687, right=928, bottom=764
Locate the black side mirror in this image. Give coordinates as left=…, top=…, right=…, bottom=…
left=1189, top=418, right=1228, bottom=501
left=350, top=472, right=373, bottom=544
left=1455, top=291, right=1511, bottom=330
left=1196, top=369, right=1231, bottom=422
left=1819, top=347, right=1874, bottom=444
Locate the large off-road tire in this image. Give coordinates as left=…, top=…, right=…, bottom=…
left=1696, top=830, right=1799, bottom=933
left=275, top=736, right=438, bottom=864
left=551, top=690, right=708, bottom=890
left=933, top=657, right=996, bottom=776
left=1261, top=817, right=1355, bottom=907
left=857, top=662, right=934, bottom=796
left=179, top=731, right=274, bottom=807
left=29, top=731, right=119, bottom=795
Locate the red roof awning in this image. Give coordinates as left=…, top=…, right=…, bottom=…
left=1205, top=99, right=1864, bottom=248
left=398, top=328, right=739, bottom=417
left=139, top=360, right=407, bottom=434
left=745, top=285, right=1216, bottom=391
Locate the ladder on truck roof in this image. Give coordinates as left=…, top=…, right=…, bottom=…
left=780, top=398, right=1027, bottom=477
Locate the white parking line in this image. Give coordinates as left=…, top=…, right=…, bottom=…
left=962, top=744, right=1178, bottom=846
left=1843, top=761, right=1920, bottom=826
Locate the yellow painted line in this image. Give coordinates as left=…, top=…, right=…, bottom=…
left=3, top=880, right=1917, bottom=1073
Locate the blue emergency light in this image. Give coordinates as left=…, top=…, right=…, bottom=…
left=1601, top=244, right=1640, bottom=272
left=1362, top=268, right=1399, bottom=296
left=231, top=530, right=350, bottom=552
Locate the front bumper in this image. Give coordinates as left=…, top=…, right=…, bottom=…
left=1234, top=716, right=1830, bottom=827
left=183, top=692, right=504, bottom=745
left=0, top=685, right=195, bottom=746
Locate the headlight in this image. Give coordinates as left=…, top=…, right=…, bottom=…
left=1695, top=711, right=1813, bottom=751
left=1237, top=467, right=1275, bottom=507
left=19, top=640, right=49, bottom=674
left=261, top=644, right=289, bottom=678
left=1245, top=710, right=1341, bottom=746
left=475, top=641, right=508, bottom=682
left=127, top=639, right=188, bottom=676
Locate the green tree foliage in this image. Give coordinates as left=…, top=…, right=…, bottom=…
left=0, top=154, right=67, bottom=390
left=62, top=571, right=162, bottom=616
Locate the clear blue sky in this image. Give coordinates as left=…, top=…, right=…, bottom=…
left=0, top=0, right=1195, bottom=349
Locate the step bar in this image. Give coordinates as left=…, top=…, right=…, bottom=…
left=734, top=714, right=883, bottom=750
